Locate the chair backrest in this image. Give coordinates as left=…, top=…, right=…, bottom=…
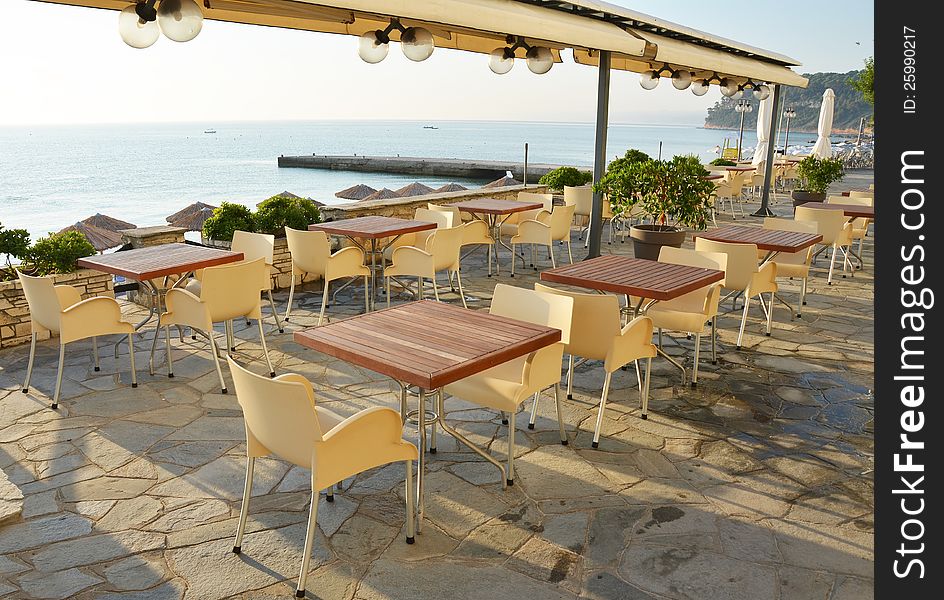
left=794, top=206, right=847, bottom=245
left=426, top=225, right=464, bottom=271
left=227, top=357, right=323, bottom=467
left=414, top=207, right=454, bottom=229
left=548, top=204, right=577, bottom=240
left=490, top=283, right=573, bottom=345
left=534, top=283, right=618, bottom=360
left=658, top=246, right=727, bottom=273
left=232, top=230, right=275, bottom=265
left=285, top=227, right=331, bottom=276
left=200, top=258, right=267, bottom=321
left=567, top=186, right=593, bottom=217
left=762, top=218, right=817, bottom=264
left=517, top=192, right=554, bottom=212
left=17, top=272, right=62, bottom=333
left=693, top=238, right=759, bottom=291
left=829, top=195, right=872, bottom=207
left=427, top=203, right=461, bottom=223
left=849, top=190, right=874, bottom=200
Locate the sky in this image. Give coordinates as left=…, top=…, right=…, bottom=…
left=0, top=0, right=873, bottom=126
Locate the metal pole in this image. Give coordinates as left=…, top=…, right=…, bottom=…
left=775, top=88, right=787, bottom=154
left=784, top=115, right=792, bottom=154
left=658, top=141, right=662, bottom=161
left=587, top=50, right=611, bottom=259
left=523, top=142, right=529, bottom=187
left=737, top=110, right=745, bottom=161
left=855, top=117, right=864, bottom=146
left=753, top=84, right=781, bottom=217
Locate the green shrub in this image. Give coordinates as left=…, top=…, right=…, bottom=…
left=709, top=158, right=736, bottom=166
left=538, top=166, right=593, bottom=191
left=1, top=223, right=32, bottom=281
left=604, top=149, right=652, bottom=175
left=796, top=156, right=845, bottom=194
left=202, top=202, right=255, bottom=242
left=27, top=231, right=96, bottom=276
left=254, top=195, right=322, bottom=236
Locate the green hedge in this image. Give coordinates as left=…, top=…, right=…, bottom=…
left=538, top=166, right=593, bottom=191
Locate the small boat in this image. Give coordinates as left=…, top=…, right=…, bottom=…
left=204, top=129, right=217, bottom=134
left=423, top=125, right=438, bottom=130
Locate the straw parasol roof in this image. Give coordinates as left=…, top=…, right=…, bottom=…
left=335, top=184, right=377, bottom=200
left=58, top=222, right=124, bottom=252
left=395, top=182, right=435, bottom=197
left=361, top=188, right=401, bottom=201
left=436, top=183, right=468, bottom=193
left=81, top=213, right=136, bottom=233
left=482, top=176, right=522, bottom=188
left=166, top=202, right=217, bottom=224
left=169, top=207, right=216, bottom=232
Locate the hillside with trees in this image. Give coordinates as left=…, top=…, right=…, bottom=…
left=704, top=70, right=872, bottom=133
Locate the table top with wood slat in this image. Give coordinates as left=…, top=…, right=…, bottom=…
left=77, top=243, right=244, bottom=281
left=695, top=225, right=823, bottom=253
left=449, top=198, right=545, bottom=215
left=797, top=202, right=874, bottom=219
left=293, top=300, right=561, bottom=390
left=309, top=216, right=436, bottom=239
left=725, top=166, right=756, bottom=172
left=540, top=255, right=724, bottom=302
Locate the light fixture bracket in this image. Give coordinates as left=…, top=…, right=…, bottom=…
left=135, top=0, right=158, bottom=22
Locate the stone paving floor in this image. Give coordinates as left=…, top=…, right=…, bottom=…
left=0, top=183, right=873, bottom=599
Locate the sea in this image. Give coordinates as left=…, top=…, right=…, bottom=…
left=0, top=120, right=841, bottom=242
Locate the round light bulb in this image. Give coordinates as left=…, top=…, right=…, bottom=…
left=639, top=70, right=660, bottom=90
left=118, top=5, right=160, bottom=49
left=157, top=0, right=203, bottom=43
left=488, top=47, right=514, bottom=75
left=753, top=84, right=771, bottom=100
left=358, top=30, right=389, bottom=63
left=691, top=79, right=709, bottom=96
left=671, top=70, right=692, bottom=90
left=525, top=46, right=553, bottom=74
left=400, top=27, right=434, bottom=62
left=732, top=88, right=744, bottom=100
left=719, top=78, right=738, bottom=97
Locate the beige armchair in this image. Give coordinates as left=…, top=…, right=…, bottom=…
left=510, top=204, right=576, bottom=274
left=762, top=218, right=818, bottom=317
left=384, top=225, right=467, bottom=308
left=795, top=205, right=854, bottom=285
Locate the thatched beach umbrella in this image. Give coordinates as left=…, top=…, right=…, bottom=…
left=81, top=213, right=136, bottom=233
left=395, top=182, right=435, bottom=197
left=436, top=183, right=468, bottom=193
left=169, top=207, right=216, bottom=232
left=483, top=176, right=521, bottom=188
left=166, top=201, right=217, bottom=224
left=361, top=188, right=401, bottom=201
left=59, top=222, right=123, bottom=252
left=335, top=184, right=377, bottom=200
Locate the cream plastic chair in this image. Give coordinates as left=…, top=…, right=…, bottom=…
left=428, top=203, right=495, bottom=275
left=442, top=284, right=573, bottom=485
left=794, top=205, right=854, bottom=285
left=517, top=191, right=554, bottom=212
left=510, top=204, right=576, bottom=274
left=695, top=237, right=778, bottom=349
left=647, top=248, right=725, bottom=386
left=18, top=271, right=137, bottom=409
left=568, top=185, right=593, bottom=235
left=577, top=195, right=619, bottom=246
left=384, top=225, right=467, bottom=308
left=232, top=230, right=284, bottom=333
left=226, top=357, right=417, bottom=599
left=762, top=218, right=818, bottom=317
left=284, top=228, right=370, bottom=326
left=719, top=172, right=748, bottom=218
left=535, top=284, right=657, bottom=438
left=159, top=258, right=275, bottom=393
left=828, top=195, right=872, bottom=259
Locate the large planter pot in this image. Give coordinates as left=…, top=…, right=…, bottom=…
left=792, top=190, right=826, bottom=207
left=629, top=225, right=687, bottom=261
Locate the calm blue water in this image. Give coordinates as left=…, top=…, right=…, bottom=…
left=1, top=119, right=783, bottom=241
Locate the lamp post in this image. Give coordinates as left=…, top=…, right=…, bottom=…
left=734, top=99, right=753, bottom=161
left=782, top=107, right=796, bottom=155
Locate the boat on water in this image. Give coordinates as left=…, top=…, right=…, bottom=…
left=204, top=129, right=217, bottom=134
left=423, top=125, right=438, bottom=130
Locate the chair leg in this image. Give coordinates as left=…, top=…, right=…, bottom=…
left=592, top=372, right=612, bottom=448
left=92, top=336, right=100, bottom=372
left=692, top=333, right=701, bottom=387
left=736, top=296, right=751, bottom=350
left=640, top=357, right=652, bottom=419
left=284, top=273, right=296, bottom=321
left=567, top=240, right=573, bottom=264
left=319, top=279, right=329, bottom=326
left=506, top=410, right=516, bottom=486
left=226, top=320, right=236, bottom=353
left=148, top=318, right=161, bottom=377
left=766, top=292, right=774, bottom=336
left=511, top=244, right=517, bottom=277
left=386, top=277, right=392, bottom=309
left=128, top=333, right=138, bottom=388
left=566, top=354, right=574, bottom=399
left=658, top=328, right=663, bottom=350
left=52, top=342, right=65, bottom=409
left=432, top=274, right=441, bottom=302
left=711, top=320, right=718, bottom=365
left=232, top=456, right=255, bottom=553
left=418, top=278, right=424, bottom=301
left=799, top=277, right=807, bottom=316
left=405, top=460, right=415, bottom=544
left=454, top=269, right=468, bottom=309
left=528, top=392, right=539, bottom=430
left=258, top=319, right=275, bottom=378
left=267, top=289, right=284, bottom=333
left=296, top=481, right=320, bottom=598
left=23, top=332, right=37, bottom=393
left=364, top=276, right=370, bottom=312
left=554, top=384, right=568, bottom=445
left=208, top=333, right=227, bottom=394
left=165, top=321, right=175, bottom=377
left=549, top=245, right=556, bottom=269
left=827, top=245, right=837, bottom=285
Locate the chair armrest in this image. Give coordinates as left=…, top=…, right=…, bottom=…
left=54, top=284, right=83, bottom=310
left=385, top=246, right=434, bottom=277
left=461, top=220, right=493, bottom=245
left=326, top=246, right=369, bottom=280
left=164, top=288, right=211, bottom=330
left=520, top=342, right=565, bottom=399
left=511, top=219, right=551, bottom=244
left=757, top=260, right=777, bottom=283
left=605, top=316, right=657, bottom=372
left=702, top=283, right=724, bottom=317
left=60, top=296, right=132, bottom=343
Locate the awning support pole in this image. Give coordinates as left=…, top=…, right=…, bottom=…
left=587, top=50, right=611, bottom=259
left=753, top=83, right=781, bottom=217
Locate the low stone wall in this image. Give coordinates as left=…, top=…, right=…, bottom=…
left=0, top=269, right=115, bottom=348
left=320, top=184, right=550, bottom=221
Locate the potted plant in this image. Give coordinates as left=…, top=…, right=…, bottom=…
left=595, top=154, right=714, bottom=260
left=709, top=158, right=736, bottom=167
left=792, top=156, right=845, bottom=205
left=538, top=166, right=593, bottom=192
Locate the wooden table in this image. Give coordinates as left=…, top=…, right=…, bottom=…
left=294, top=300, right=561, bottom=528
left=695, top=225, right=822, bottom=260
left=797, top=202, right=874, bottom=220
left=703, top=174, right=725, bottom=181
left=309, top=217, right=436, bottom=311
left=541, top=255, right=724, bottom=385
left=449, top=198, right=545, bottom=276
left=78, top=243, right=244, bottom=370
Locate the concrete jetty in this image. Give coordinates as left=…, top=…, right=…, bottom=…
left=277, top=155, right=573, bottom=181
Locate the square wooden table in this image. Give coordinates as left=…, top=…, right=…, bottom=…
left=449, top=198, right=545, bottom=276
left=294, top=300, right=561, bottom=528
left=309, top=217, right=437, bottom=311
left=797, top=202, right=874, bottom=220
left=695, top=225, right=822, bottom=260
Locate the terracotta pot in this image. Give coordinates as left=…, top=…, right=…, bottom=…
left=791, top=190, right=826, bottom=207
left=629, top=225, right=687, bottom=261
